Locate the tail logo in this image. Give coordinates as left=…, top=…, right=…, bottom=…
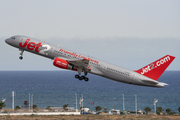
left=141, top=56, right=170, bottom=75
left=135, top=55, right=175, bottom=80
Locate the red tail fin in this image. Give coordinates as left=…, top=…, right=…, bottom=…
left=134, top=55, right=175, bottom=80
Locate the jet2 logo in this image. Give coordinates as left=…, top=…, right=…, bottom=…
left=141, top=56, right=170, bottom=75
left=19, top=38, right=50, bottom=55
left=39, top=44, right=51, bottom=55
left=141, top=64, right=154, bottom=74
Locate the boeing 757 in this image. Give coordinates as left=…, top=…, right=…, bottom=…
left=5, top=35, right=175, bottom=87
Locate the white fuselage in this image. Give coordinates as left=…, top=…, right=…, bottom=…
left=5, top=35, right=166, bottom=87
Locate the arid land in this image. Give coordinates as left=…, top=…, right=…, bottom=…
left=0, top=114, right=180, bottom=120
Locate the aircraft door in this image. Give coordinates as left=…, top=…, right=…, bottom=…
left=49, top=46, right=54, bottom=54
left=20, top=37, right=25, bottom=44
left=102, top=65, right=107, bottom=71
left=131, top=74, right=135, bottom=81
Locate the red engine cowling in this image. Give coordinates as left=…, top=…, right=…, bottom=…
left=53, top=57, right=77, bottom=71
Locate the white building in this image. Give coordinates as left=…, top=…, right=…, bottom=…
left=109, top=109, right=120, bottom=115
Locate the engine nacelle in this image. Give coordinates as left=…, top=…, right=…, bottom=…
left=53, top=57, right=77, bottom=71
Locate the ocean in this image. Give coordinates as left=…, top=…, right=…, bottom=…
left=0, top=71, right=180, bottom=112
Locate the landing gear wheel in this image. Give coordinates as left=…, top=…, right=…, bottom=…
left=81, top=76, right=85, bottom=79
left=84, top=77, right=89, bottom=81
left=19, top=56, right=23, bottom=60
left=79, top=77, right=83, bottom=80
left=75, top=75, right=79, bottom=79
left=75, top=74, right=89, bottom=81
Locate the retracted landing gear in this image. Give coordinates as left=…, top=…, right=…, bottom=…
left=75, top=74, right=89, bottom=81
left=19, top=49, right=24, bottom=60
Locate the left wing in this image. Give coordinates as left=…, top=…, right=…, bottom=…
left=67, top=59, right=91, bottom=75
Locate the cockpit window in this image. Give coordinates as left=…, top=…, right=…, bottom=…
left=11, top=37, right=15, bottom=39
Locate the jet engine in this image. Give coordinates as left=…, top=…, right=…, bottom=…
left=53, top=57, right=76, bottom=71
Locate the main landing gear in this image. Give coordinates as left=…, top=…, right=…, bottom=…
left=19, top=49, right=24, bottom=60
left=75, top=75, right=89, bottom=81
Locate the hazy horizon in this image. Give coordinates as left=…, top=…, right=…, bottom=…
left=1, top=0, right=179, bottom=70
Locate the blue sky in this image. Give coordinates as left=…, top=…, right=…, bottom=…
left=0, top=0, right=179, bottom=70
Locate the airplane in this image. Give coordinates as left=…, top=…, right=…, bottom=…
left=5, top=35, right=175, bottom=87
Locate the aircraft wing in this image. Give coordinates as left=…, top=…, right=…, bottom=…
left=68, top=59, right=89, bottom=68
left=67, top=59, right=91, bottom=74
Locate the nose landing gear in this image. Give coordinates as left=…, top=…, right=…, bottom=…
left=19, top=56, right=23, bottom=60
left=19, top=49, right=24, bottom=60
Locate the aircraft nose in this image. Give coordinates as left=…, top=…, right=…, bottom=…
left=5, top=38, right=10, bottom=44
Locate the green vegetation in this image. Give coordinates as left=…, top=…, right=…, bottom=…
left=95, top=106, right=102, bottom=112
left=80, top=106, right=85, bottom=109
left=156, top=106, right=164, bottom=115
left=178, top=107, right=180, bottom=114
left=166, top=108, right=172, bottom=115
left=46, top=106, right=52, bottom=111
left=104, top=108, right=108, bottom=113
left=33, top=104, right=37, bottom=109
left=0, top=102, right=6, bottom=110
left=15, top=106, right=21, bottom=111
left=144, top=107, right=151, bottom=114
left=63, top=104, right=69, bottom=111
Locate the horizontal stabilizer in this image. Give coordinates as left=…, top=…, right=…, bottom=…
left=141, top=80, right=159, bottom=84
